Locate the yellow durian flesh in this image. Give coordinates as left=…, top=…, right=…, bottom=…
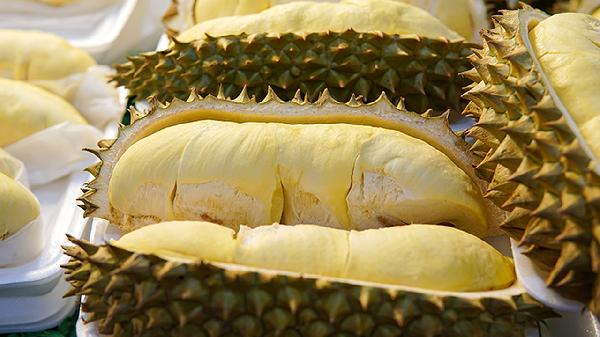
left=346, top=225, right=515, bottom=291
left=0, top=30, right=95, bottom=81
left=115, top=220, right=236, bottom=262
left=109, top=120, right=488, bottom=236
left=178, top=0, right=462, bottom=42
left=235, top=223, right=349, bottom=278
left=0, top=79, right=86, bottom=146
left=115, top=221, right=515, bottom=292
left=193, top=0, right=271, bottom=25
left=529, top=13, right=600, bottom=158
left=0, top=172, right=40, bottom=240
left=594, top=7, right=600, bottom=19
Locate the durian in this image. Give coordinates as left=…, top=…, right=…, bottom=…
left=163, top=0, right=488, bottom=42
left=0, top=78, right=86, bottom=146
left=0, top=30, right=95, bottom=82
left=0, top=172, right=39, bottom=240
left=63, top=221, right=556, bottom=337
left=462, top=5, right=600, bottom=314
left=115, top=0, right=474, bottom=115
left=80, top=91, right=504, bottom=237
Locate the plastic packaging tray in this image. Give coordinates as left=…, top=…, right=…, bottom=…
left=0, top=171, right=90, bottom=332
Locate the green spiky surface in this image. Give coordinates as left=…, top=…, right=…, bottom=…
left=462, top=5, right=600, bottom=314
left=112, top=30, right=475, bottom=116
left=62, top=236, right=556, bottom=337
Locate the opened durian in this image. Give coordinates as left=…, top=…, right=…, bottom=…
left=0, top=79, right=86, bottom=146
left=0, top=172, right=39, bottom=240
left=116, top=0, right=474, bottom=115
left=81, top=91, right=505, bottom=237
left=462, top=5, right=600, bottom=314
left=63, top=221, right=556, bottom=337
left=163, top=0, right=488, bottom=42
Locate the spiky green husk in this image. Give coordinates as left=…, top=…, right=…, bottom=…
left=462, top=5, right=600, bottom=314
left=112, top=30, right=474, bottom=116
left=62, top=236, right=556, bottom=337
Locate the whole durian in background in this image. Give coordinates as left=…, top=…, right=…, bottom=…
left=115, top=0, right=475, bottom=116
left=163, top=0, right=488, bottom=42
left=462, top=4, right=600, bottom=315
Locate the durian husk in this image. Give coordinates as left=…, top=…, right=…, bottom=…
left=62, top=235, right=557, bottom=337
left=79, top=89, right=505, bottom=236
left=462, top=5, right=600, bottom=314
left=112, top=30, right=475, bottom=116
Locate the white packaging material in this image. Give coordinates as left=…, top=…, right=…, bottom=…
left=0, top=217, right=44, bottom=267
left=5, top=123, right=102, bottom=186
left=0, top=148, right=29, bottom=186
left=0, top=277, right=76, bottom=332
left=0, top=171, right=89, bottom=286
left=32, top=65, right=124, bottom=129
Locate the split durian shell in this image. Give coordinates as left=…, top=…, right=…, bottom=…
left=80, top=90, right=504, bottom=237
left=462, top=5, right=600, bottom=314
left=62, top=221, right=556, bottom=337
left=0, top=78, right=86, bottom=146
left=163, top=0, right=488, bottom=42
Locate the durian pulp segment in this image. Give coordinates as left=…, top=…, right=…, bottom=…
left=235, top=223, right=349, bottom=277
left=529, top=13, right=600, bottom=159
left=115, top=221, right=515, bottom=292
left=109, top=120, right=488, bottom=236
left=193, top=0, right=271, bottom=24
left=0, top=172, right=39, bottom=240
left=109, top=122, right=221, bottom=229
left=0, top=79, right=86, bottom=146
left=0, top=30, right=95, bottom=81
left=178, top=0, right=463, bottom=42
left=0, top=148, right=20, bottom=179
left=114, top=220, right=236, bottom=262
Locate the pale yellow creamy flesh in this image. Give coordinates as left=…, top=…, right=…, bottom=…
left=0, top=30, right=95, bottom=81
left=0, top=172, right=40, bottom=240
left=0, top=79, right=86, bottom=146
left=178, top=0, right=462, bottom=42
left=109, top=120, right=488, bottom=236
left=115, top=221, right=515, bottom=292
left=529, top=13, right=600, bottom=157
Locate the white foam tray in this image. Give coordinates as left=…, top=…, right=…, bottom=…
left=0, top=171, right=90, bottom=332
